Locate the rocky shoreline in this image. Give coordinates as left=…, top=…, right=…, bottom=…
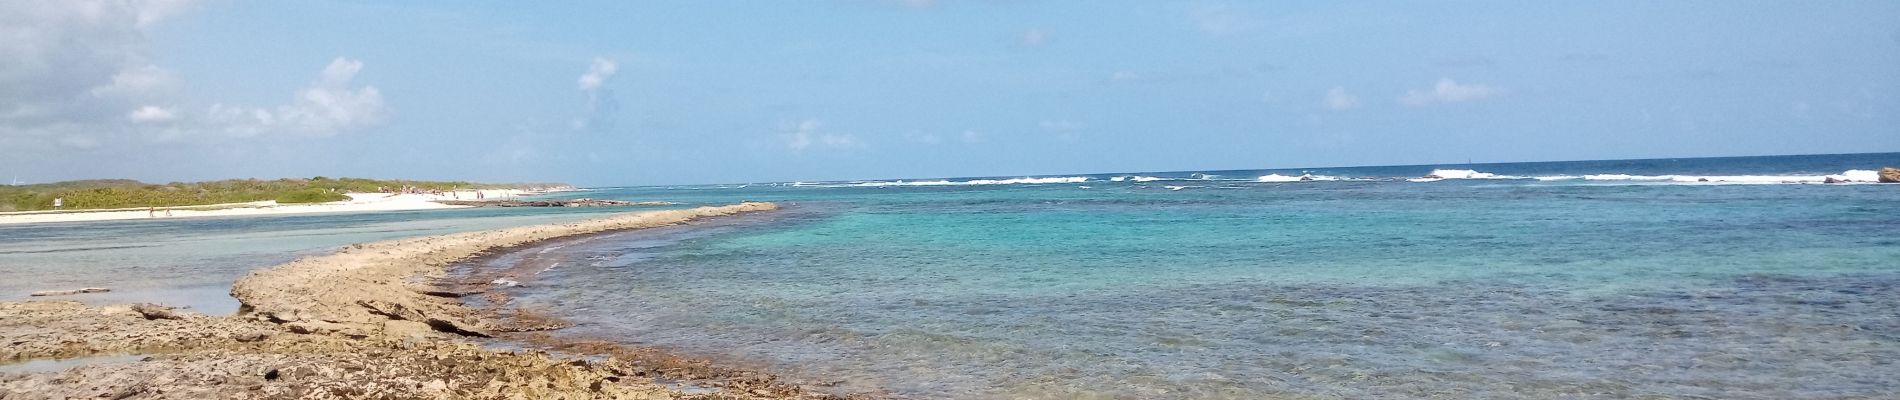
left=1, top=202, right=872, bottom=399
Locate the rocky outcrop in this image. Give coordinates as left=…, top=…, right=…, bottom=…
left=1, top=203, right=856, bottom=399
left=0, top=301, right=270, bottom=362
left=1881, top=167, right=1900, bottom=183
left=229, top=202, right=778, bottom=338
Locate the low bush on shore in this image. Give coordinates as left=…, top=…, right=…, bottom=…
left=0, top=177, right=567, bottom=211
left=272, top=189, right=352, bottom=204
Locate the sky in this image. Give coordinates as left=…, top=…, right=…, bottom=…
left=2, top=1, right=1896, bottom=186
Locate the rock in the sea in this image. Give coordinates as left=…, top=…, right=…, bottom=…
left=1881, top=167, right=1900, bottom=183
left=1824, top=177, right=1846, bottom=184
left=29, top=287, right=110, bottom=297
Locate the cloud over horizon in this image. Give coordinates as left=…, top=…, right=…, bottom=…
left=1399, top=78, right=1506, bottom=107
left=198, top=57, right=388, bottom=137
left=782, top=118, right=864, bottom=153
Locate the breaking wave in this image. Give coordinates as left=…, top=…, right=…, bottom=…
left=1409, top=169, right=1883, bottom=184
left=850, top=176, right=1092, bottom=187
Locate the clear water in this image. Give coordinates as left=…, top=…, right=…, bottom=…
left=470, top=153, right=1900, bottom=399
left=4, top=153, right=1897, bottom=398
left=0, top=206, right=639, bottom=313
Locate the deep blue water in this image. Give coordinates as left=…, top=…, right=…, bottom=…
left=447, top=153, right=1900, bottom=399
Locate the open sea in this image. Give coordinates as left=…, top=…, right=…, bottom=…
left=6, top=152, right=1900, bottom=398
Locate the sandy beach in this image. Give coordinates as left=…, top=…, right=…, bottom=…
left=0, top=189, right=541, bottom=225
left=0, top=202, right=853, bottom=399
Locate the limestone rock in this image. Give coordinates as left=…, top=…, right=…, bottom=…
left=1880, top=167, right=1900, bottom=183
left=129, top=303, right=185, bottom=320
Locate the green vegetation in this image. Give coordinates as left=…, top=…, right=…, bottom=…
left=273, top=189, right=352, bottom=204
left=0, top=177, right=568, bottom=212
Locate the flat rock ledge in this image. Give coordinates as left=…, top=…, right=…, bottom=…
left=1, top=202, right=870, bottom=399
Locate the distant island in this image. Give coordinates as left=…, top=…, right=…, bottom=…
left=0, top=177, right=569, bottom=212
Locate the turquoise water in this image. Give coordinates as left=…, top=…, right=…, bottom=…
left=4, top=153, right=1897, bottom=398
left=469, top=153, right=1900, bottom=399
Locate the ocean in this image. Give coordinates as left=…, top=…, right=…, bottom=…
left=6, top=152, right=1899, bottom=398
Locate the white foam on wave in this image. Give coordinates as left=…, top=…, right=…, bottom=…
left=1418, top=169, right=1882, bottom=185
left=1564, top=170, right=1882, bottom=184
left=1256, top=174, right=1343, bottom=182
left=1415, top=169, right=1524, bottom=181
left=851, top=176, right=1091, bottom=187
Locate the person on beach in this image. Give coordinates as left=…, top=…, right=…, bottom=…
left=148, top=207, right=156, bottom=218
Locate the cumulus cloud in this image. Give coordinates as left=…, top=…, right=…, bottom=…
left=1322, top=87, right=1360, bottom=111
left=0, top=1, right=386, bottom=153
left=201, top=57, right=388, bottom=137
left=578, top=58, right=618, bottom=91
left=127, top=105, right=175, bottom=123
left=0, top=0, right=188, bottom=144
left=782, top=118, right=863, bottom=152
left=572, top=57, right=619, bottom=131
left=1399, top=78, right=1506, bottom=106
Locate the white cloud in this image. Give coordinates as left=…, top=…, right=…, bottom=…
left=0, top=0, right=190, bottom=143
left=578, top=58, right=618, bottom=91
left=1399, top=78, right=1506, bottom=106
left=0, top=2, right=385, bottom=151
left=1021, top=29, right=1049, bottom=47
left=1110, top=70, right=1140, bottom=82
left=960, top=130, right=983, bottom=143
left=1322, top=87, right=1360, bottom=111
left=127, top=105, right=174, bottom=123
left=203, top=57, right=387, bottom=137
left=572, top=57, right=619, bottom=131
left=782, top=118, right=864, bottom=152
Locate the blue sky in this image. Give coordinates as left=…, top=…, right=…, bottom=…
left=2, top=1, right=1896, bottom=186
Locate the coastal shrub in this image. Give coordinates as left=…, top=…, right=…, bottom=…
left=0, top=177, right=565, bottom=211
left=274, top=189, right=351, bottom=204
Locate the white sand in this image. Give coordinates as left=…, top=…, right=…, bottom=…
left=0, top=189, right=538, bottom=225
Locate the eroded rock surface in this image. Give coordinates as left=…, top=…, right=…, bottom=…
left=0, top=203, right=866, bottom=399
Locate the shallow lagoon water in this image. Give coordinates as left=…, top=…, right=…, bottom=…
left=5, top=153, right=1896, bottom=397
left=0, top=206, right=636, bottom=313
left=474, top=153, right=1900, bottom=399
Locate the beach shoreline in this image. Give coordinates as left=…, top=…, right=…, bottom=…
left=0, top=202, right=857, bottom=399
left=0, top=189, right=548, bottom=226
